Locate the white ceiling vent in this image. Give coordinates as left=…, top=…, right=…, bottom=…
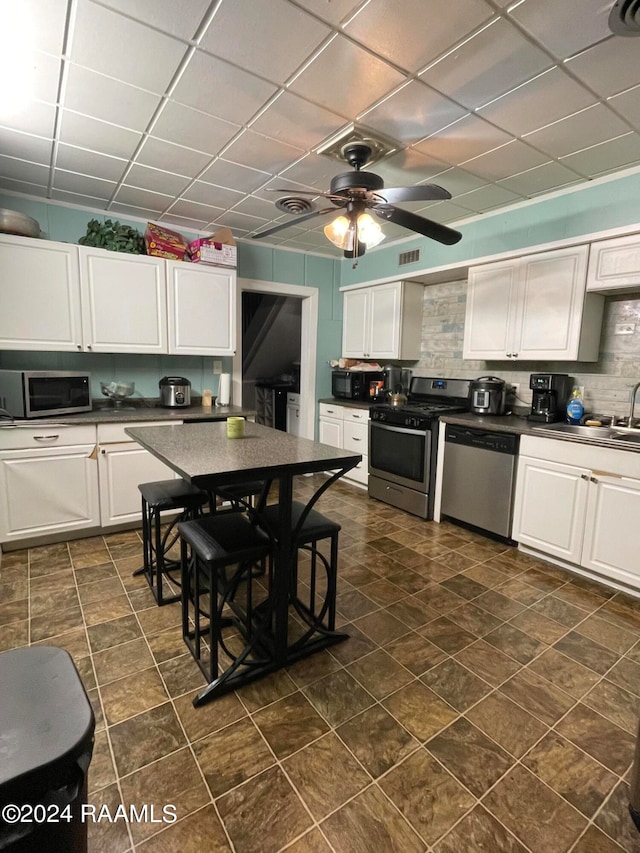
left=398, top=249, right=421, bottom=266
left=609, top=0, right=640, bottom=35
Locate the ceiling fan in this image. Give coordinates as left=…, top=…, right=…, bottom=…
left=251, top=142, right=462, bottom=260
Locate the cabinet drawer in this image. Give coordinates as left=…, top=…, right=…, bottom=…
left=97, top=420, right=178, bottom=444
left=0, top=424, right=96, bottom=450
left=319, top=403, right=343, bottom=420
left=343, top=408, right=368, bottom=424
left=344, top=455, right=368, bottom=486
left=343, top=421, right=368, bottom=453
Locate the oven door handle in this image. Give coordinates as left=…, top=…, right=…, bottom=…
left=370, top=422, right=428, bottom=436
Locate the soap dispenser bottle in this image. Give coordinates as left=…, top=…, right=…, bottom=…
left=566, top=386, right=584, bottom=425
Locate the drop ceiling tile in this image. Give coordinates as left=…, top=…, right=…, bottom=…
left=289, top=230, right=335, bottom=248
left=415, top=200, right=477, bottom=222
left=50, top=189, right=109, bottom=208
left=566, top=37, right=640, bottom=99
left=164, top=198, right=225, bottom=221
left=250, top=92, right=346, bottom=151
left=158, top=212, right=209, bottom=230
left=510, top=0, right=612, bottom=60
left=183, top=181, right=244, bottom=209
left=108, top=201, right=162, bottom=220
left=222, top=130, right=304, bottom=174
left=253, top=176, right=325, bottom=203
left=523, top=104, right=632, bottom=158
left=292, top=0, right=365, bottom=26
left=125, top=163, right=191, bottom=196
left=560, top=133, right=640, bottom=177
left=414, top=114, right=512, bottom=165
left=71, top=0, right=187, bottom=94
left=0, top=156, right=49, bottom=186
left=113, top=185, right=173, bottom=212
left=21, top=0, right=68, bottom=54
left=151, top=102, right=240, bottom=155
left=608, top=85, right=640, bottom=129
left=1, top=101, right=56, bottom=138
left=59, top=110, right=142, bottom=159
left=0, top=177, right=48, bottom=197
left=98, top=0, right=211, bottom=40
left=478, top=67, right=596, bottom=136
left=344, top=0, right=494, bottom=72
left=374, top=148, right=452, bottom=186
left=64, top=65, right=160, bottom=132
left=461, top=140, right=549, bottom=181
left=231, top=195, right=279, bottom=219
left=421, top=18, right=552, bottom=110
left=210, top=210, right=266, bottom=233
left=289, top=35, right=405, bottom=118
left=497, top=161, right=583, bottom=196
left=171, top=51, right=277, bottom=126
left=136, top=137, right=212, bottom=177
left=279, top=153, right=343, bottom=190
left=53, top=170, right=116, bottom=199
left=0, top=129, right=52, bottom=164
left=426, top=167, right=488, bottom=197
left=454, top=183, right=521, bottom=212
left=200, top=159, right=270, bottom=194
left=360, top=81, right=467, bottom=144
left=33, top=52, right=62, bottom=104
left=56, top=144, right=127, bottom=182
left=200, top=0, right=331, bottom=84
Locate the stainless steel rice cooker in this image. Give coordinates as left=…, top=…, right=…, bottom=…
left=469, top=376, right=508, bottom=415
left=159, top=376, right=191, bottom=408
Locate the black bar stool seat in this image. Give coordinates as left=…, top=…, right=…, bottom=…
left=208, top=480, right=268, bottom=514
left=136, top=478, right=209, bottom=606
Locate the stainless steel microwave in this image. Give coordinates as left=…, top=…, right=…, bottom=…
left=0, top=370, right=92, bottom=418
left=332, top=369, right=385, bottom=401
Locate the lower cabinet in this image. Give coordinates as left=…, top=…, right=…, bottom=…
left=0, top=425, right=100, bottom=546
left=318, top=402, right=369, bottom=487
left=97, top=422, right=180, bottom=528
left=286, top=393, right=301, bottom=436
left=513, top=436, right=640, bottom=590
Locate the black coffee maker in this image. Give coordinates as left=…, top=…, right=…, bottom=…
left=528, top=373, right=575, bottom=423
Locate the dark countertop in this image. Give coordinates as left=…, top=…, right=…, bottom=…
left=318, top=398, right=371, bottom=410
left=4, top=404, right=257, bottom=426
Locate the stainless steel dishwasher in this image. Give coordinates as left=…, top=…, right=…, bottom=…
left=440, top=425, right=519, bottom=541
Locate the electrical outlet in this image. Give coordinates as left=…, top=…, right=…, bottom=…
left=511, top=383, right=520, bottom=397
left=615, top=323, right=635, bottom=335
left=213, top=360, right=222, bottom=374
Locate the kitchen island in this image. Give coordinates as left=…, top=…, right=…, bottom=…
left=126, top=420, right=361, bottom=704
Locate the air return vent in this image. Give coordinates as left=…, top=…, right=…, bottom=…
left=275, top=197, right=316, bottom=215
left=398, top=249, right=421, bottom=266
left=609, top=0, right=640, bottom=35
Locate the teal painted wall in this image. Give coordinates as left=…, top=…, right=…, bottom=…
left=0, top=194, right=342, bottom=406
left=339, top=170, right=640, bottom=287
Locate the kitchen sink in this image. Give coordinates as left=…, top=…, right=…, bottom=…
left=532, top=423, right=618, bottom=438
left=609, top=432, right=640, bottom=445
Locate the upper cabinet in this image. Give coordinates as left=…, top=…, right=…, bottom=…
left=342, top=281, right=424, bottom=360
left=79, top=246, right=167, bottom=353
left=0, top=234, right=83, bottom=351
left=587, top=233, right=640, bottom=293
left=0, top=236, right=237, bottom=355
left=166, top=262, right=236, bottom=356
left=463, top=245, right=604, bottom=361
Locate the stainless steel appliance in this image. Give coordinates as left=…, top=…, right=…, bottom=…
left=332, top=369, right=385, bottom=401
left=441, top=426, right=519, bottom=541
left=527, top=373, right=574, bottom=423
left=469, top=376, right=508, bottom=415
left=368, top=376, right=471, bottom=518
left=159, top=376, right=191, bottom=408
left=0, top=370, right=92, bottom=418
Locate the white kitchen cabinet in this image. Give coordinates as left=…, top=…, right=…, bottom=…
left=587, top=233, right=640, bottom=292
left=286, top=392, right=301, bottom=436
left=166, top=262, right=236, bottom=355
left=318, top=403, right=369, bottom=487
left=0, top=424, right=99, bottom=546
left=463, top=246, right=604, bottom=361
left=341, top=281, right=424, bottom=360
left=79, top=246, right=167, bottom=353
left=318, top=402, right=343, bottom=449
left=0, top=234, right=83, bottom=351
left=513, top=435, right=640, bottom=590
left=97, top=421, right=179, bottom=528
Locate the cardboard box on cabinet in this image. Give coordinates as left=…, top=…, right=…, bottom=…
left=188, top=227, right=237, bottom=268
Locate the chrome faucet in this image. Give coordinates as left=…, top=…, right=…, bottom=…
left=630, top=381, right=640, bottom=429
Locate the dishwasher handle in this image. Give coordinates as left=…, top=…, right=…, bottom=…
left=445, top=425, right=519, bottom=455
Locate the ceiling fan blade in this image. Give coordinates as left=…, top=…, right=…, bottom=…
left=251, top=207, right=335, bottom=239
left=378, top=184, right=452, bottom=204
left=376, top=205, right=462, bottom=245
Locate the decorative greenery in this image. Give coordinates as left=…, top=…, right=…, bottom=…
left=78, top=218, right=146, bottom=254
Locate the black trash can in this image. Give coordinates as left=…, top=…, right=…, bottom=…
left=0, top=646, right=95, bottom=852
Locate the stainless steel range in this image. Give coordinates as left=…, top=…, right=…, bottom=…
left=368, top=376, right=471, bottom=519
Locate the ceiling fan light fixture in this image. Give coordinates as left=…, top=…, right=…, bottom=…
left=324, top=212, right=384, bottom=250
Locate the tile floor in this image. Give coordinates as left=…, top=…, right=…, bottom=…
left=2, top=475, right=640, bottom=852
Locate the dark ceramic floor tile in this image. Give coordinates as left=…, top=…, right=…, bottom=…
left=421, top=658, right=492, bottom=711
left=0, top=619, right=28, bottom=651
left=530, top=594, right=591, bottom=630
left=284, top=829, right=332, bottom=853
left=283, top=731, right=371, bottom=818
left=607, top=656, right=640, bottom=697
left=30, top=603, right=84, bottom=640
left=158, top=653, right=206, bottom=698
left=555, top=703, right=635, bottom=775
left=286, top=648, right=342, bottom=688
left=594, top=780, right=640, bottom=852
left=413, top=585, right=467, bottom=615
left=74, top=562, right=118, bottom=585
left=554, top=630, right=619, bottom=675
left=88, top=729, right=115, bottom=793
left=484, top=622, right=546, bottom=664
left=474, top=589, right=525, bottom=621
left=522, top=732, right=618, bottom=818
left=31, top=625, right=89, bottom=660
left=87, top=614, right=142, bottom=653
left=82, top=593, right=133, bottom=627
left=0, top=597, right=28, bottom=628
left=519, top=567, right=567, bottom=593
left=411, top=557, right=459, bottom=583
left=446, top=602, right=502, bottom=637
left=553, top=582, right=610, bottom=612
left=382, top=681, right=457, bottom=742
left=528, top=648, right=600, bottom=699
left=135, top=804, right=231, bottom=852
left=572, top=825, right=627, bottom=853
left=509, top=608, right=569, bottom=644
left=217, top=765, right=312, bottom=853
left=454, top=639, right=521, bottom=687
left=432, top=805, right=527, bottom=852
left=339, top=563, right=381, bottom=588
left=193, top=717, right=274, bottom=798
left=100, top=666, right=169, bottom=725
left=600, top=595, right=640, bottom=633
left=136, top=602, right=182, bottom=635
left=418, top=616, right=477, bottom=654
left=361, top=578, right=406, bottom=606
left=86, top=782, right=131, bottom=853
left=327, top=623, right=377, bottom=665
left=303, top=668, right=374, bottom=727
left=385, top=595, right=438, bottom=627
left=465, top=691, right=547, bottom=758
left=583, top=679, right=640, bottom=734
left=30, top=567, right=74, bottom=592
left=380, top=748, right=475, bottom=846
left=346, top=649, right=414, bottom=699
left=336, top=588, right=379, bottom=620
left=77, top=576, right=125, bottom=606
left=338, top=705, right=418, bottom=778
left=254, top=691, right=330, bottom=758
left=463, top=561, right=511, bottom=589
left=109, top=701, right=186, bottom=777
left=321, top=783, right=426, bottom=853
left=497, top=577, right=548, bottom=606
left=441, top=573, right=488, bottom=601
left=483, top=765, right=587, bottom=853
left=384, top=630, right=447, bottom=675
left=576, top=613, right=639, bottom=655
left=426, top=717, right=513, bottom=797
left=93, top=637, right=155, bottom=686
left=499, top=667, right=575, bottom=726
left=353, top=608, right=409, bottom=645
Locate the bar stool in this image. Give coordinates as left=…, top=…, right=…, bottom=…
left=207, top=480, right=268, bottom=515
left=178, top=512, right=273, bottom=705
left=135, top=479, right=209, bottom=606
left=257, top=501, right=341, bottom=650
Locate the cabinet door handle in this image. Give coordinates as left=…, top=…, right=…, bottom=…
left=34, top=434, right=60, bottom=441
left=590, top=476, right=598, bottom=484
left=506, top=352, right=512, bottom=358
left=580, top=473, right=589, bottom=480
left=512, top=352, right=518, bottom=358
left=352, top=437, right=361, bottom=442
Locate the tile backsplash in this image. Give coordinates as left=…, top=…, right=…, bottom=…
left=417, top=280, right=640, bottom=419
